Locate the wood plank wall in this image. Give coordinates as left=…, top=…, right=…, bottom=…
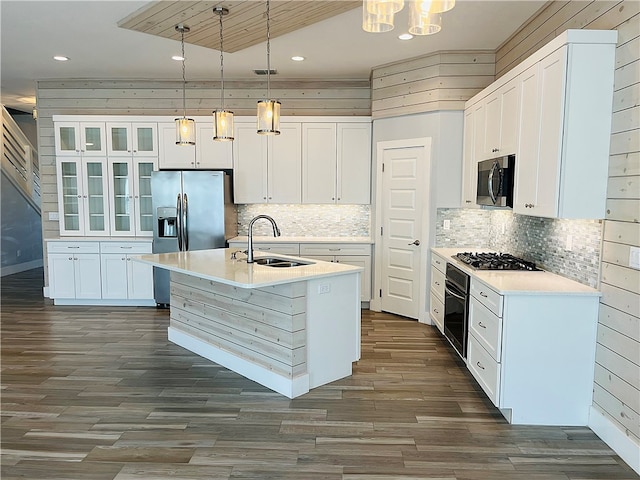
left=36, top=79, right=371, bottom=283
left=370, top=51, right=496, bottom=119
left=496, top=0, right=640, bottom=453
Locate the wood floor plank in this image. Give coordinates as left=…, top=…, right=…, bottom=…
left=1, top=268, right=638, bottom=479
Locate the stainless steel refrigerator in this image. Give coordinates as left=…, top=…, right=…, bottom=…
left=151, top=170, right=237, bottom=305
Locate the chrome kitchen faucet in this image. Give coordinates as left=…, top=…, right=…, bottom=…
left=246, top=215, right=281, bottom=263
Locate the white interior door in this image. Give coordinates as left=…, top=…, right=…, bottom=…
left=376, top=139, right=430, bottom=320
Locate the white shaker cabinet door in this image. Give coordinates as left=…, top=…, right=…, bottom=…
left=337, top=123, right=370, bottom=205
left=128, top=258, right=154, bottom=299
left=268, top=123, right=302, bottom=203
left=158, top=123, right=196, bottom=169
left=233, top=123, right=268, bottom=203
left=101, top=254, right=129, bottom=299
left=302, top=123, right=337, bottom=203
left=48, top=254, right=77, bottom=299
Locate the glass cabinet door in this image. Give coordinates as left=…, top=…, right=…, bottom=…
left=83, top=159, right=110, bottom=235
left=134, top=160, right=156, bottom=236
left=107, top=124, right=131, bottom=156
left=57, top=158, right=84, bottom=235
left=79, top=123, right=106, bottom=156
left=109, top=159, right=133, bottom=235
left=56, top=124, right=78, bottom=155
left=133, top=124, right=158, bottom=156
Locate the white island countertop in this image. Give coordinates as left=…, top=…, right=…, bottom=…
left=433, top=247, right=600, bottom=296
left=135, top=248, right=362, bottom=288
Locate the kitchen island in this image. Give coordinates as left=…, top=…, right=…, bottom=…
left=135, top=248, right=362, bottom=398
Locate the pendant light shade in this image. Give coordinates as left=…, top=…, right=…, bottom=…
left=428, top=0, right=455, bottom=13
left=409, top=2, right=442, bottom=35
left=366, top=0, right=404, bottom=15
left=213, top=7, right=234, bottom=141
left=257, top=0, right=280, bottom=135
left=175, top=24, right=195, bottom=146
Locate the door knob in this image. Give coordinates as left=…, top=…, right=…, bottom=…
left=408, top=240, right=421, bottom=246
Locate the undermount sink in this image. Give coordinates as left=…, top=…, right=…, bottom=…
left=254, top=257, right=313, bottom=268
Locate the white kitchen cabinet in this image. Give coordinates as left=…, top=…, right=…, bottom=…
left=195, top=122, right=233, bottom=169
left=302, top=122, right=371, bottom=205
left=460, top=108, right=480, bottom=208
left=428, top=252, right=447, bottom=333
left=514, top=37, right=615, bottom=218
left=100, top=242, right=153, bottom=300
left=55, top=122, right=106, bottom=156
left=480, top=81, right=519, bottom=160
left=228, top=240, right=300, bottom=256
left=106, top=123, right=157, bottom=157
left=158, top=122, right=195, bottom=169
left=47, top=241, right=102, bottom=299
left=466, top=276, right=599, bottom=425
left=56, top=157, right=111, bottom=236
left=299, top=243, right=371, bottom=301
left=233, top=122, right=301, bottom=204
left=106, top=157, right=157, bottom=236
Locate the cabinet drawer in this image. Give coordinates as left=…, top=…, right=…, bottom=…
left=47, top=241, right=100, bottom=254
left=430, top=265, right=445, bottom=302
left=470, top=278, right=503, bottom=317
left=431, top=252, right=447, bottom=273
left=254, top=243, right=300, bottom=255
left=469, top=296, right=502, bottom=361
left=429, top=291, right=444, bottom=333
left=100, top=242, right=152, bottom=254
left=468, top=335, right=501, bottom=406
left=299, top=243, right=370, bottom=256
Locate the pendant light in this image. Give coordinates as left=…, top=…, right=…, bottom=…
left=213, top=7, right=234, bottom=141
left=175, top=24, right=195, bottom=146
left=408, top=1, right=442, bottom=35
left=257, top=0, right=280, bottom=135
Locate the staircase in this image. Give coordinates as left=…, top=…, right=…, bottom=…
left=2, top=105, right=41, bottom=213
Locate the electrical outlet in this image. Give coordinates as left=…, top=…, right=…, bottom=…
left=318, top=283, right=331, bottom=294
left=629, top=246, right=640, bottom=270
left=443, top=219, right=451, bottom=230
left=501, top=223, right=506, bottom=234
left=48, top=211, right=59, bottom=221
left=566, top=235, right=573, bottom=251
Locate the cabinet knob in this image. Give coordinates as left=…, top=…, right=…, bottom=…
left=68, top=257, right=73, bottom=260
left=465, top=200, right=471, bottom=204
left=492, top=148, right=499, bottom=153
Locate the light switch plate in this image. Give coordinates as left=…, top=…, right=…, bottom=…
left=48, top=211, right=59, bottom=221
left=629, top=246, right=640, bottom=270
left=443, top=220, right=451, bottom=230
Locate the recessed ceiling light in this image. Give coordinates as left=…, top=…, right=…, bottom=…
left=291, top=56, right=305, bottom=62
left=398, top=33, right=413, bottom=40
left=53, top=55, right=69, bottom=61
left=172, top=55, right=184, bottom=61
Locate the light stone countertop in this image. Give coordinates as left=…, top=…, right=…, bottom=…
left=432, top=247, right=600, bottom=296
left=135, top=248, right=363, bottom=289
left=46, top=237, right=152, bottom=242
left=229, top=236, right=374, bottom=244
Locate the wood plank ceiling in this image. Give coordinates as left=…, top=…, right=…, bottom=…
left=118, top=1, right=361, bottom=53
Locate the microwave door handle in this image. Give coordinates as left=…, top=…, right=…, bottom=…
left=488, top=161, right=499, bottom=204
left=176, top=193, right=183, bottom=251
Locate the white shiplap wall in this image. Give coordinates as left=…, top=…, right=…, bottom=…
left=496, top=0, right=640, bottom=470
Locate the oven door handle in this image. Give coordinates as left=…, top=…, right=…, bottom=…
left=445, top=283, right=466, bottom=301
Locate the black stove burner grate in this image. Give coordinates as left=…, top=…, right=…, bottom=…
left=455, top=252, right=540, bottom=271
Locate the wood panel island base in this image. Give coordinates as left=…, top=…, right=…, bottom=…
left=136, top=249, right=362, bottom=398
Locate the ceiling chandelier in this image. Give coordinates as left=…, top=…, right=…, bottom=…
left=175, top=24, right=195, bottom=145
left=257, top=0, right=281, bottom=135
left=362, top=0, right=454, bottom=35
left=212, top=7, right=234, bottom=141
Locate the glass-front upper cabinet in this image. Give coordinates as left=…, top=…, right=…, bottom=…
left=56, top=157, right=110, bottom=236
left=55, top=122, right=106, bottom=156
left=106, top=157, right=157, bottom=236
left=107, top=123, right=157, bottom=157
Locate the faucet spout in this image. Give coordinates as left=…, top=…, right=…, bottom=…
left=247, top=215, right=281, bottom=263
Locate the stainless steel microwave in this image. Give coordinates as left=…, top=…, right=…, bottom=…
left=477, top=155, right=515, bottom=207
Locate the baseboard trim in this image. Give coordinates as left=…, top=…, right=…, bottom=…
left=1, top=259, right=43, bottom=277
left=589, top=406, right=640, bottom=475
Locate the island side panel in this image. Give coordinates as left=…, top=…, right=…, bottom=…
left=168, top=271, right=309, bottom=397
left=306, top=272, right=361, bottom=389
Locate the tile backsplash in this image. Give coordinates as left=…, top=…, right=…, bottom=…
left=436, top=208, right=603, bottom=288
left=237, top=204, right=371, bottom=237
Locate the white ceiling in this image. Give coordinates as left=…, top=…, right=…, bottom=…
left=0, top=0, right=546, bottom=112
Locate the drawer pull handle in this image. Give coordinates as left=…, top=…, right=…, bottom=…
left=476, top=361, right=485, bottom=370
left=435, top=260, right=441, bottom=264
left=480, top=291, right=488, bottom=298
left=120, top=246, right=133, bottom=249
left=434, top=281, right=440, bottom=286
left=433, top=308, right=439, bottom=314
left=67, top=246, right=80, bottom=249
left=329, top=248, right=341, bottom=251
left=478, top=321, right=486, bottom=329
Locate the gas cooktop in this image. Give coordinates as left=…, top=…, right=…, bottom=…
left=454, top=252, right=540, bottom=271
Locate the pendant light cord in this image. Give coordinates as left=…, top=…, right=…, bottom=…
left=266, top=0, right=271, bottom=98
left=219, top=12, right=225, bottom=110
left=180, top=27, right=187, bottom=118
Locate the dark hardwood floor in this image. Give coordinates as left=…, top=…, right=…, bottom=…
left=2, top=268, right=637, bottom=479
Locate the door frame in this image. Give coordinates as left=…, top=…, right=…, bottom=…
left=371, top=137, right=432, bottom=323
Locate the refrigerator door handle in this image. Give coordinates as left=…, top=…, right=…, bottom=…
left=176, top=193, right=183, bottom=251
left=183, top=193, right=189, bottom=251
